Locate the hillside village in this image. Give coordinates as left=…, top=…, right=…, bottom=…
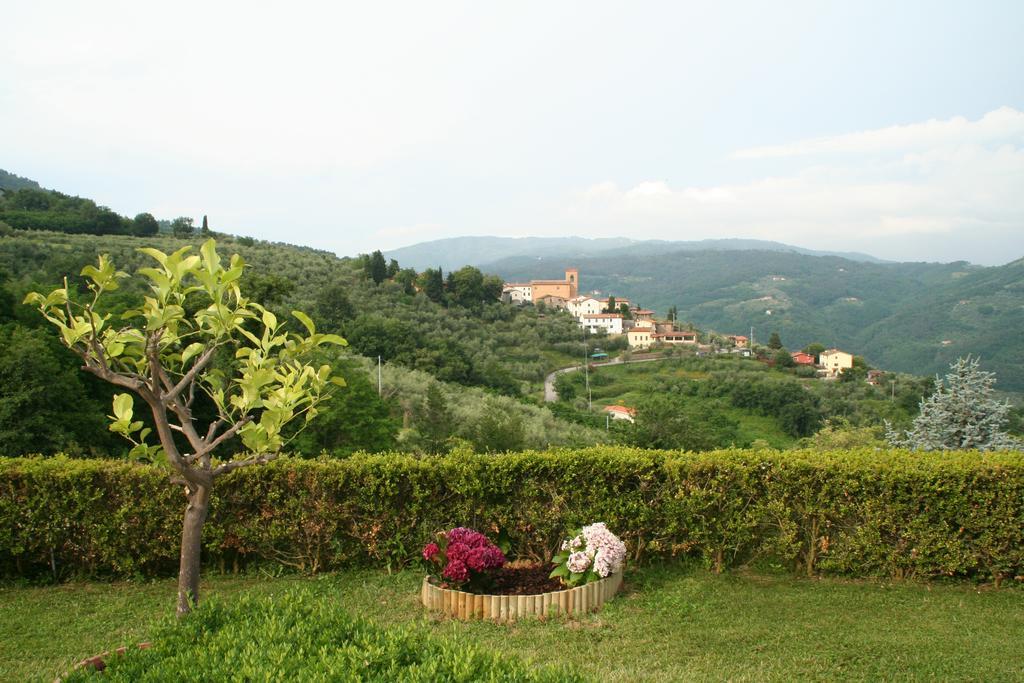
left=503, top=268, right=857, bottom=380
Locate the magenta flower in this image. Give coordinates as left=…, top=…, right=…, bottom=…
left=442, top=559, right=469, bottom=582
left=425, top=527, right=506, bottom=587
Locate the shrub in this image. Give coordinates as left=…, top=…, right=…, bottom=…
left=64, top=589, right=580, bottom=681
left=2, top=448, right=1023, bottom=584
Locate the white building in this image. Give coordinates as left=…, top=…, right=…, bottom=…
left=580, top=313, right=623, bottom=335
left=566, top=296, right=603, bottom=319
left=502, top=283, right=532, bottom=304
left=819, top=348, right=853, bottom=378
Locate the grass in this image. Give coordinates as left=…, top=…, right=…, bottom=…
left=3, top=565, right=1023, bottom=682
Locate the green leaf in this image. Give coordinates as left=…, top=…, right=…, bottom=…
left=262, top=309, right=277, bottom=331
left=318, top=334, right=347, bottom=347
left=137, top=247, right=169, bottom=266
left=112, top=394, right=134, bottom=422
left=200, top=239, right=221, bottom=272
left=549, top=564, right=570, bottom=579
left=181, top=342, right=206, bottom=366
left=291, top=310, right=316, bottom=336
left=22, top=292, right=46, bottom=306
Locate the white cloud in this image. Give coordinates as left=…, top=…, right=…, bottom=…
left=733, top=107, right=1024, bottom=159
left=564, top=108, right=1024, bottom=262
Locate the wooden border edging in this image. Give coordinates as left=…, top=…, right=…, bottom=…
left=421, top=572, right=622, bottom=621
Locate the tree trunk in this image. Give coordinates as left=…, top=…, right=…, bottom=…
left=177, top=484, right=211, bottom=617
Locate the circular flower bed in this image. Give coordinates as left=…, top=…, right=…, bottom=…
left=420, top=524, right=625, bottom=621
left=420, top=570, right=623, bottom=621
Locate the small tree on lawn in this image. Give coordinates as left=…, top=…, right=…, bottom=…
left=887, top=356, right=1019, bottom=451
left=25, top=240, right=346, bottom=615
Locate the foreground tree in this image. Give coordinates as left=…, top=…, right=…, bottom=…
left=887, top=356, right=1019, bottom=451
left=25, top=240, right=346, bottom=615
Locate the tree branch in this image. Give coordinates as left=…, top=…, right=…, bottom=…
left=77, top=351, right=148, bottom=395
left=167, top=398, right=206, bottom=457
left=145, top=331, right=165, bottom=395
left=213, top=451, right=279, bottom=477
left=198, top=416, right=252, bottom=457
left=165, top=346, right=217, bottom=403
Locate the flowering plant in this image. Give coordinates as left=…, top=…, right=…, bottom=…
left=550, top=522, right=626, bottom=587
left=422, top=527, right=506, bottom=590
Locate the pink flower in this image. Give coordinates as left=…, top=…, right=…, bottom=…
left=422, top=542, right=440, bottom=562
left=465, top=545, right=506, bottom=572
left=442, top=559, right=469, bottom=582
left=446, top=542, right=468, bottom=563
left=447, top=527, right=490, bottom=548
left=427, top=527, right=504, bottom=585
left=483, top=545, right=506, bottom=568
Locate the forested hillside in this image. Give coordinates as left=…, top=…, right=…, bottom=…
left=488, top=249, right=1024, bottom=392
left=0, top=169, right=42, bottom=192
left=0, top=183, right=158, bottom=237
left=0, top=229, right=600, bottom=457
left=384, top=235, right=885, bottom=271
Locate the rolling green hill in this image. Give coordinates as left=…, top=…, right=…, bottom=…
left=0, top=229, right=603, bottom=457
left=383, top=235, right=886, bottom=272
left=487, top=249, right=1024, bottom=392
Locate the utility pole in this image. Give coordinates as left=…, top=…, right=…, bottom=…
left=377, top=355, right=382, bottom=396
left=584, top=326, right=591, bottom=410
left=749, top=326, right=754, bottom=348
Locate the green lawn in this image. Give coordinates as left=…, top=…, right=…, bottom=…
left=3, top=565, right=1022, bottom=682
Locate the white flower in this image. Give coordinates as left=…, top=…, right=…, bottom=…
left=580, top=522, right=626, bottom=576
left=567, top=551, right=591, bottom=574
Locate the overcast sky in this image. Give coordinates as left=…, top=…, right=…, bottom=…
left=2, top=2, right=1022, bottom=265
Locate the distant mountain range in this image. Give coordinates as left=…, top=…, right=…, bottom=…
left=383, top=236, right=888, bottom=271
left=388, top=236, right=1024, bottom=393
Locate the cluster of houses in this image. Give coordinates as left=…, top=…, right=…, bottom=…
left=810, top=348, right=854, bottom=379
left=502, top=269, right=699, bottom=349
left=502, top=269, right=856, bottom=379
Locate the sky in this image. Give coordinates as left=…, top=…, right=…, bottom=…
left=2, top=1, right=1022, bottom=265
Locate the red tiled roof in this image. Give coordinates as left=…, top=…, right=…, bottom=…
left=603, top=405, right=637, bottom=416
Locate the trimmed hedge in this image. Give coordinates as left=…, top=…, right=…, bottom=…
left=2, top=448, right=1023, bottom=584
left=64, top=589, right=582, bottom=681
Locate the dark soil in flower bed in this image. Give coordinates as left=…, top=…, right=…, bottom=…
left=434, top=564, right=566, bottom=595
left=484, top=564, right=564, bottom=595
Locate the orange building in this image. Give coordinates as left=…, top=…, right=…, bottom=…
left=530, top=269, right=578, bottom=303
